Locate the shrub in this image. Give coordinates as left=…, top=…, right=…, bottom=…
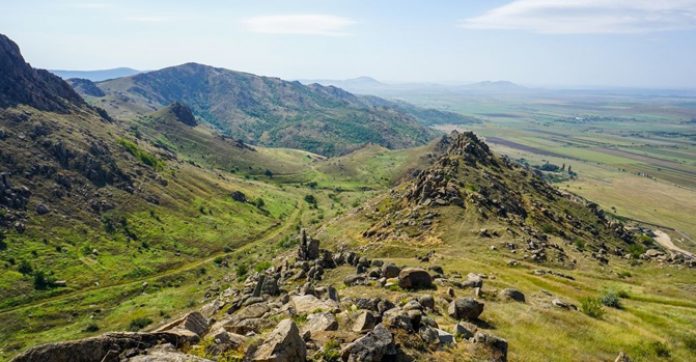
left=649, top=341, right=671, bottom=358
left=580, top=297, right=605, bottom=318
left=254, top=198, right=265, bottom=209
left=683, top=334, right=696, bottom=353
left=33, top=271, right=55, bottom=290
left=319, top=339, right=342, bottom=362
left=600, top=291, right=622, bottom=309
left=83, top=323, right=99, bottom=333
left=304, top=194, right=317, bottom=206
left=255, top=261, right=272, bottom=272
left=118, top=138, right=163, bottom=169
left=627, top=243, right=645, bottom=258
left=128, top=317, right=153, bottom=331
left=18, top=260, right=33, bottom=275
left=235, top=263, right=248, bottom=280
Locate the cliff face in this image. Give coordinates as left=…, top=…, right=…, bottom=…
left=0, top=34, right=85, bottom=112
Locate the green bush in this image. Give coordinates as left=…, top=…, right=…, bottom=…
left=600, top=291, right=622, bottom=309
left=580, top=297, right=605, bottom=318
left=649, top=341, right=671, bottom=358
left=235, top=263, right=248, bottom=280
left=18, top=260, right=33, bottom=275
left=255, top=261, right=272, bottom=272
left=128, top=317, right=153, bottom=331
left=118, top=138, right=163, bottom=169
left=319, top=339, right=342, bottom=362
left=33, top=271, right=55, bottom=290
left=304, top=194, right=317, bottom=206
left=83, top=323, right=99, bottom=333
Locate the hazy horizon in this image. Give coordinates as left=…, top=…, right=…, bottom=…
left=4, top=0, right=696, bottom=88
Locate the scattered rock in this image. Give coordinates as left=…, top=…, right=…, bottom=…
left=35, top=203, right=50, bottom=215
left=341, top=324, right=395, bottom=362
left=448, top=298, right=484, bottom=321
left=398, top=268, right=433, bottom=289
left=352, top=310, right=377, bottom=332
left=500, top=288, right=525, bottom=303
left=471, top=332, right=508, bottom=362
left=247, top=319, right=306, bottom=362
left=305, top=312, right=338, bottom=333
left=454, top=322, right=477, bottom=339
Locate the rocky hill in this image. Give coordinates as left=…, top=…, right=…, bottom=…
left=77, top=63, right=443, bottom=155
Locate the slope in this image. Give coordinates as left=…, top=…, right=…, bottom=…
left=79, top=63, right=439, bottom=155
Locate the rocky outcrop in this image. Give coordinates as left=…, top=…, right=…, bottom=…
left=0, top=33, right=85, bottom=112
left=247, top=319, right=306, bottom=362
left=341, top=324, right=395, bottom=362
left=448, top=298, right=484, bottom=321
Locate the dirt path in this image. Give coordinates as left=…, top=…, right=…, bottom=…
left=653, top=229, right=695, bottom=258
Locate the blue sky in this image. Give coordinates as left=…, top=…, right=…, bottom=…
left=2, top=0, right=696, bottom=88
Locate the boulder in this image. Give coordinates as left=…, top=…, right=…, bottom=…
left=398, top=268, right=433, bottom=290
left=382, top=308, right=413, bottom=331
left=35, top=203, right=50, bottom=215
left=552, top=298, right=577, bottom=310
left=305, top=312, right=338, bottom=333
left=615, top=352, right=632, bottom=362
left=179, top=311, right=209, bottom=337
left=448, top=298, right=484, bottom=321
left=248, top=319, right=306, bottom=362
left=344, top=274, right=366, bottom=286
left=471, top=332, right=508, bottom=362
left=126, top=344, right=213, bottom=361
left=290, top=295, right=340, bottom=314
left=341, top=324, right=395, bottom=362
left=436, top=329, right=455, bottom=347
left=230, top=191, right=247, bottom=202
left=382, top=263, right=401, bottom=278
left=352, top=310, right=377, bottom=332
left=205, top=329, right=247, bottom=356
left=500, top=288, right=525, bottom=303
left=454, top=321, right=477, bottom=339
left=417, top=295, right=435, bottom=310
left=297, top=229, right=319, bottom=261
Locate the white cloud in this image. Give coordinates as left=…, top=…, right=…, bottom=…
left=243, top=14, right=355, bottom=36
left=460, top=0, right=696, bottom=34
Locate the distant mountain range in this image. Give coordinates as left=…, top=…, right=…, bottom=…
left=70, top=64, right=476, bottom=155
left=50, top=67, right=141, bottom=81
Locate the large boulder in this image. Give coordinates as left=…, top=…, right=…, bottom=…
left=125, top=344, right=213, bottom=361
left=297, top=229, right=319, bottom=261
left=352, top=310, right=377, bottom=332
left=304, top=312, right=339, bottom=333
left=248, top=319, right=306, bottom=362
left=382, top=263, right=401, bottom=279
left=448, top=298, right=484, bottom=321
left=500, top=288, right=525, bottom=303
left=12, top=332, right=199, bottom=362
left=204, top=329, right=247, bottom=356
left=341, top=324, right=395, bottom=362
left=290, top=295, right=340, bottom=314
left=398, top=268, right=433, bottom=289
left=471, top=332, right=508, bottom=362
left=178, top=311, right=209, bottom=337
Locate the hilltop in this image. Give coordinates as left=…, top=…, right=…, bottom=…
left=76, top=63, right=443, bottom=155
left=50, top=68, right=141, bottom=82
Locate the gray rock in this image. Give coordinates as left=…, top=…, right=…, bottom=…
left=382, top=308, right=413, bottom=331
left=344, top=274, right=366, bottom=286
left=454, top=321, right=477, bottom=339
left=352, top=310, right=377, bottom=332
left=471, top=332, right=508, bottom=362
left=448, top=298, right=484, bottom=321
left=436, top=329, right=455, bottom=346
left=500, top=288, right=526, bottom=303
left=341, top=324, right=395, bottom=362
left=382, top=263, right=401, bottom=278
left=398, top=267, right=433, bottom=289
left=35, top=203, right=50, bottom=215
left=327, top=285, right=340, bottom=302
left=248, top=319, right=306, bottom=362
left=305, top=312, right=338, bottom=333
left=417, top=295, right=435, bottom=310
left=205, top=329, right=247, bottom=356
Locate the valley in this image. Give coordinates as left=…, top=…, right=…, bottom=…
left=1, top=31, right=696, bottom=362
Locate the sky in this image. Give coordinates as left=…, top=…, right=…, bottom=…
left=2, top=0, right=696, bottom=88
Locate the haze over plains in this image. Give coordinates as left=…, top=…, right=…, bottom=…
left=3, top=0, right=696, bottom=88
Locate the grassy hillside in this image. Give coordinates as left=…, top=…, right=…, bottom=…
left=78, top=63, right=440, bottom=156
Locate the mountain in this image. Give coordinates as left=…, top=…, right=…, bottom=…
left=459, top=80, right=528, bottom=93
left=50, top=67, right=140, bottom=82
left=74, top=63, right=440, bottom=155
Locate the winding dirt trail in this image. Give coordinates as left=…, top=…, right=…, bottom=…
left=653, top=229, right=695, bottom=258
